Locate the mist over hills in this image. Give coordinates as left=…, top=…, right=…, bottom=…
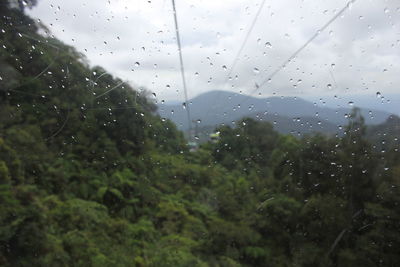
left=158, top=90, right=394, bottom=135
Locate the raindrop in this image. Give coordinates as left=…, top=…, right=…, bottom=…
left=348, top=101, right=354, bottom=106
left=265, top=42, right=272, bottom=48
left=331, top=63, right=335, bottom=69
left=376, top=92, right=381, bottom=98
left=253, top=67, right=260, bottom=74
left=134, top=62, right=140, bottom=67
left=152, top=92, right=156, bottom=98
left=194, top=72, right=199, bottom=76
left=327, top=84, right=332, bottom=89
left=384, top=8, right=389, bottom=14
left=222, top=65, right=227, bottom=70
left=196, top=119, right=201, bottom=124
left=182, top=102, right=186, bottom=109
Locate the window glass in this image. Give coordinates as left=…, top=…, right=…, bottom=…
left=1, top=0, right=399, bottom=266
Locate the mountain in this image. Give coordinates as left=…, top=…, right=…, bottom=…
left=306, top=93, right=400, bottom=117
left=158, top=90, right=393, bottom=135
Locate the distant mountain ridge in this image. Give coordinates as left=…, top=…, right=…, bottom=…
left=158, top=90, right=393, bottom=135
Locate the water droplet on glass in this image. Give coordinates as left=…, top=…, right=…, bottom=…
left=265, top=42, right=272, bottom=48
left=222, top=65, right=227, bottom=70
left=134, top=62, right=140, bottom=67
left=348, top=101, right=354, bottom=106
left=384, top=8, right=390, bottom=14
left=327, top=84, right=332, bottom=89
left=376, top=92, right=381, bottom=98
left=253, top=67, right=260, bottom=74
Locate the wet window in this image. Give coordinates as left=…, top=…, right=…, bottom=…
left=1, top=0, right=399, bottom=266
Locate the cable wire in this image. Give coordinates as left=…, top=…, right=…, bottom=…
left=203, top=0, right=267, bottom=122
left=243, top=0, right=357, bottom=103
left=205, top=0, right=358, bottom=131
left=171, top=0, right=193, bottom=140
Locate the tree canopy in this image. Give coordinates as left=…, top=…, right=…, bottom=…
left=1, top=3, right=399, bottom=266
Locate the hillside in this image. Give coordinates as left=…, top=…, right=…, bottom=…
left=158, top=90, right=393, bottom=134
left=1, top=3, right=400, bottom=267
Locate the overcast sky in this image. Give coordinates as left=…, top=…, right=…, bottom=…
left=27, top=0, right=399, bottom=109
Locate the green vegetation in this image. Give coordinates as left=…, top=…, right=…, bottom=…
left=1, top=4, right=399, bottom=266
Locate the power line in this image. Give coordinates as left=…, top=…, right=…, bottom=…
left=235, top=0, right=357, bottom=109
left=249, top=0, right=357, bottom=98
left=203, top=0, right=267, bottom=122
left=171, top=0, right=192, bottom=141
left=225, top=0, right=267, bottom=83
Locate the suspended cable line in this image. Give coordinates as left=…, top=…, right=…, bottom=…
left=171, top=0, right=193, bottom=141
left=203, top=0, right=267, bottom=122
left=234, top=0, right=357, bottom=109
left=225, top=0, right=267, bottom=83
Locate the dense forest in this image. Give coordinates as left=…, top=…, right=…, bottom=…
left=1, top=2, right=399, bottom=266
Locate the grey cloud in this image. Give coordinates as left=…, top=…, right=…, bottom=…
left=27, top=0, right=400, bottom=105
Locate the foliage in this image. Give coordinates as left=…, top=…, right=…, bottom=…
left=0, top=4, right=399, bottom=266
